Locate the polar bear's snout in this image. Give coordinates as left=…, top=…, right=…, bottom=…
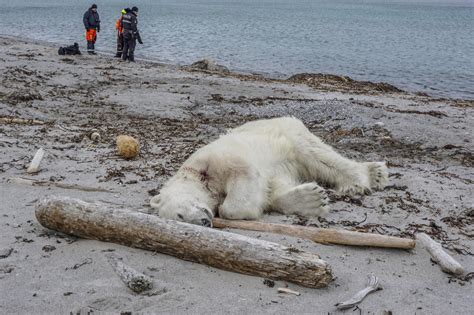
left=150, top=191, right=214, bottom=227
left=174, top=205, right=213, bottom=227
left=196, top=207, right=213, bottom=227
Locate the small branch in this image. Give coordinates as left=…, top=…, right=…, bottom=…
left=0, top=117, right=46, bottom=125
left=336, top=274, right=381, bottom=310
left=8, top=177, right=114, bottom=193
left=277, top=288, right=301, bottom=296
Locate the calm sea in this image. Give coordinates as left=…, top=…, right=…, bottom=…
left=1, top=0, right=473, bottom=99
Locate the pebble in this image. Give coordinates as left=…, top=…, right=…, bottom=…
left=374, top=121, right=385, bottom=127
left=0, top=248, right=13, bottom=259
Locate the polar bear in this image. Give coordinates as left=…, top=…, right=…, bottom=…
left=150, top=117, right=388, bottom=226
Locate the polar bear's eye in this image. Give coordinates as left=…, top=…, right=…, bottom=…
left=177, top=214, right=184, bottom=220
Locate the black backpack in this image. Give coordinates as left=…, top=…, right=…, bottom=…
left=58, top=43, right=81, bottom=55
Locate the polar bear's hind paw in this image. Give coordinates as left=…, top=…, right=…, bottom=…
left=366, top=162, right=388, bottom=191
left=273, top=183, right=330, bottom=217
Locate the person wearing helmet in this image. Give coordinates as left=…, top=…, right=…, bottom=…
left=122, top=6, right=143, bottom=62
left=115, top=8, right=130, bottom=58
left=83, top=4, right=101, bottom=55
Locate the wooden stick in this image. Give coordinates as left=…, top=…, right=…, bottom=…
left=336, top=274, right=380, bottom=310
left=35, top=196, right=333, bottom=288
left=26, top=148, right=45, bottom=174
left=277, top=288, right=301, bottom=296
left=107, top=255, right=153, bottom=293
left=0, top=117, right=45, bottom=125
left=212, top=218, right=415, bottom=249
left=416, top=233, right=464, bottom=275
left=8, top=177, right=114, bottom=193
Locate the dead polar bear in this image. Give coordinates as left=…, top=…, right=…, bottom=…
left=150, top=117, right=388, bottom=226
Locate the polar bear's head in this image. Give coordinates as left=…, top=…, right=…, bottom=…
left=149, top=180, right=214, bottom=227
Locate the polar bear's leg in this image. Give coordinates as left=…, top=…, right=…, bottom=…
left=270, top=177, right=330, bottom=217
left=261, top=117, right=388, bottom=195
left=295, top=135, right=388, bottom=195
left=218, top=169, right=268, bottom=220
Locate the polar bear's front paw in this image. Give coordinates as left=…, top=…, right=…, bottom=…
left=365, top=161, right=388, bottom=191
left=272, top=183, right=330, bottom=217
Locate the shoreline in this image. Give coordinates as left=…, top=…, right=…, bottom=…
left=0, top=36, right=472, bottom=314
left=3, top=34, right=472, bottom=102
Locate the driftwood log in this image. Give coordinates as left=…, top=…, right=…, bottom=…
left=35, top=196, right=333, bottom=288
left=213, top=218, right=415, bottom=249
left=416, top=233, right=464, bottom=275
left=335, top=274, right=381, bottom=310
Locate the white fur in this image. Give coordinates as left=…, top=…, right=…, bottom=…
left=150, top=117, right=388, bottom=225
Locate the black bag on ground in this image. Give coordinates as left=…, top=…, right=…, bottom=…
left=58, top=43, right=81, bottom=55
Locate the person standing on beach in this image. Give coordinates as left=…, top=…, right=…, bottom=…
left=122, top=6, right=143, bottom=62
left=115, top=8, right=130, bottom=58
left=83, top=4, right=101, bottom=55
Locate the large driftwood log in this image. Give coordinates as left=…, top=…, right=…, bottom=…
left=36, top=196, right=333, bottom=288
left=213, top=218, right=415, bottom=249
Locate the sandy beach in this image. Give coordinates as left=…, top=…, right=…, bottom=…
left=0, top=36, right=472, bottom=314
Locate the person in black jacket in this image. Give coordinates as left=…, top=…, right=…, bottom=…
left=122, top=6, right=143, bottom=62
left=115, top=8, right=130, bottom=58
left=83, top=4, right=101, bottom=55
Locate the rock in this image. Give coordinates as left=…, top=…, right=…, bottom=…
left=188, top=59, right=230, bottom=74
left=42, top=245, right=56, bottom=252
left=0, top=248, right=13, bottom=259
left=0, top=264, right=14, bottom=273
left=90, top=132, right=101, bottom=142
left=6, top=89, right=43, bottom=105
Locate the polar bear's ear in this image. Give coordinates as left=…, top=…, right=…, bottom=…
left=150, top=194, right=161, bottom=210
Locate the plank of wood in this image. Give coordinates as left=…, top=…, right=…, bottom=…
left=35, top=196, right=333, bottom=288
left=212, top=218, right=415, bottom=249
